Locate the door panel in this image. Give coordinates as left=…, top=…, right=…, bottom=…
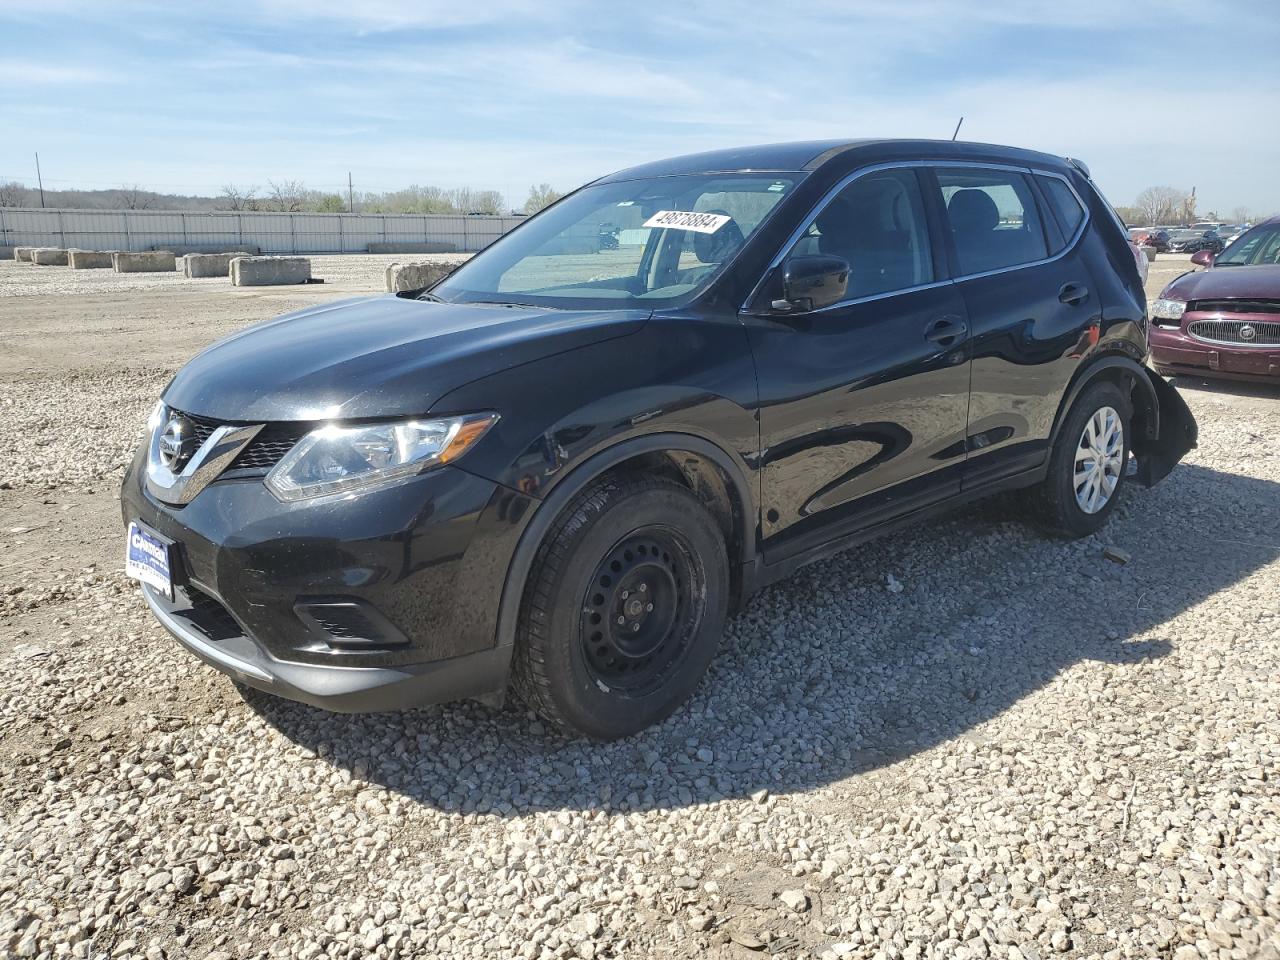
left=956, top=262, right=1099, bottom=485
left=749, top=283, right=971, bottom=560
left=747, top=166, right=973, bottom=562
left=930, top=166, right=1101, bottom=488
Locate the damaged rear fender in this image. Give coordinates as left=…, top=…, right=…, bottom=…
left=1132, top=368, right=1198, bottom=487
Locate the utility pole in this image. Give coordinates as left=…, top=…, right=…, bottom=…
left=347, top=172, right=354, bottom=214
left=950, top=117, right=964, bottom=141
left=35, top=152, right=46, bottom=207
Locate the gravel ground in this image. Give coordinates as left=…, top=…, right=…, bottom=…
left=1, top=254, right=1278, bottom=960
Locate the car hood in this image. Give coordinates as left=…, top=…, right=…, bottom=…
left=163, top=295, right=649, bottom=421
left=1163, top=264, right=1280, bottom=301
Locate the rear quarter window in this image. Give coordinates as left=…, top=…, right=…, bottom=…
left=1038, top=175, right=1087, bottom=244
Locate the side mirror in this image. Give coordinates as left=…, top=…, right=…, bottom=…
left=775, top=255, right=850, bottom=312
left=1190, top=249, right=1214, bottom=268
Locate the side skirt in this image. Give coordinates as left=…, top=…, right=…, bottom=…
left=743, top=464, right=1048, bottom=596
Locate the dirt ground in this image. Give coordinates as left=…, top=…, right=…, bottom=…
left=1, top=252, right=1277, bottom=960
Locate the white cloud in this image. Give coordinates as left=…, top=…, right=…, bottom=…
left=0, top=61, right=118, bottom=84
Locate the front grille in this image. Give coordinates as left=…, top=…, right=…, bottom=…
left=168, top=408, right=308, bottom=472
left=180, top=587, right=243, bottom=642
left=228, top=424, right=310, bottom=471
left=183, top=412, right=222, bottom=447
left=1187, top=319, right=1280, bottom=347
left=1192, top=299, right=1280, bottom=315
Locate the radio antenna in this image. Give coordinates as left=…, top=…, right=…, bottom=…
left=950, top=117, right=964, bottom=141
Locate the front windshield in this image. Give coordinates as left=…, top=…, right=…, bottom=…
left=1216, top=223, right=1280, bottom=266
left=431, top=173, right=798, bottom=309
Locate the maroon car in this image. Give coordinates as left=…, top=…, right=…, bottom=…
left=1150, top=216, right=1280, bottom=382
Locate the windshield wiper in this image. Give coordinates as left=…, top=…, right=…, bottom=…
left=468, top=300, right=557, bottom=309
left=417, top=291, right=447, bottom=302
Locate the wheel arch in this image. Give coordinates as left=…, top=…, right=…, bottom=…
left=1049, top=352, right=1159, bottom=451
left=492, top=432, right=758, bottom=657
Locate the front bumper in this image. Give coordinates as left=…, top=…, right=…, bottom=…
left=141, top=584, right=512, bottom=711
left=121, top=445, right=535, bottom=711
left=1151, top=325, right=1280, bottom=382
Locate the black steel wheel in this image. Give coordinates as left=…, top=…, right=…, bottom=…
left=513, top=475, right=728, bottom=740
left=579, top=529, right=703, bottom=697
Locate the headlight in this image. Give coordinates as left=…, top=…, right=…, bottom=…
left=266, top=413, right=498, bottom=501
left=1151, top=298, right=1186, bottom=321
left=146, top=400, right=166, bottom=437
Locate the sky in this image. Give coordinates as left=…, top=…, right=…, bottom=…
left=2, top=0, right=1278, bottom=216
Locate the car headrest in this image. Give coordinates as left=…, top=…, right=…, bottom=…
left=948, top=189, right=999, bottom=234
left=692, top=210, right=745, bottom=263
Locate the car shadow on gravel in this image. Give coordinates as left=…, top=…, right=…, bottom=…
left=245, top=462, right=1279, bottom=815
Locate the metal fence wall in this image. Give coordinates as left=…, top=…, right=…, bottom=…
left=0, top=208, right=524, bottom=254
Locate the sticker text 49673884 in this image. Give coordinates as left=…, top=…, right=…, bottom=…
left=641, top=210, right=732, bottom=234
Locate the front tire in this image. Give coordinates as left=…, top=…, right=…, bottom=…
left=512, top=475, right=729, bottom=740
left=1026, top=380, right=1132, bottom=539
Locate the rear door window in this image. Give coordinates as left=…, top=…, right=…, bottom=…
left=936, top=169, right=1049, bottom=275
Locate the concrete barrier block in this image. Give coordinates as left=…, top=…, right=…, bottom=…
left=0, top=245, right=14, bottom=261
left=384, top=260, right=455, bottom=293
left=159, top=243, right=261, bottom=256
left=231, top=256, right=311, bottom=286
left=113, top=251, right=177, bottom=273
left=68, top=250, right=116, bottom=269
left=31, top=248, right=70, bottom=266
left=14, top=247, right=36, bottom=262
left=368, top=241, right=457, bottom=254
left=182, top=253, right=242, bottom=278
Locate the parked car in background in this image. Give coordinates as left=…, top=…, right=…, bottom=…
left=121, top=139, right=1198, bottom=739
left=1132, top=228, right=1171, bottom=253
left=1215, top=225, right=1246, bottom=246
left=1167, top=229, right=1225, bottom=254
left=1128, top=239, right=1150, bottom=284
left=1150, top=216, right=1280, bottom=382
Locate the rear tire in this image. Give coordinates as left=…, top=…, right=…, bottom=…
left=1025, top=380, right=1132, bottom=539
left=512, top=474, right=729, bottom=740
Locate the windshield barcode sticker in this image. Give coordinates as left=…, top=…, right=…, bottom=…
left=641, top=210, right=732, bottom=234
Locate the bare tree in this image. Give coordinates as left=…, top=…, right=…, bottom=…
left=1230, top=205, right=1251, bottom=224
left=218, top=183, right=261, bottom=211
left=1134, top=186, right=1187, bottom=227
left=524, top=183, right=564, bottom=214
left=0, top=180, right=25, bottom=207
left=1114, top=205, right=1143, bottom=227
left=267, top=179, right=307, bottom=213
left=117, top=184, right=152, bottom=210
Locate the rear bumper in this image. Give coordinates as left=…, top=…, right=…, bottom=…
left=1150, top=325, right=1280, bottom=382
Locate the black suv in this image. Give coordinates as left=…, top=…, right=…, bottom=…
left=122, top=139, right=1197, bottom=739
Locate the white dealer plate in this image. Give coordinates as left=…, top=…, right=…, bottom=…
left=641, top=210, right=732, bottom=234
left=125, top=521, right=173, bottom=600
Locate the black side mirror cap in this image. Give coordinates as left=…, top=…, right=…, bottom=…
left=779, top=255, right=851, bottom=312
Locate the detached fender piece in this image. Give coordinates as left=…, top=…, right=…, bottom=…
left=1051, top=355, right=1197, bottom=490
left=1132, top=368, right=1198, bottom=488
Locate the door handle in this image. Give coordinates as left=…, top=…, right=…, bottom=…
left=925, top=317, right=968, bottom=344
left=1058, top=282, right=1090, bottom=306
